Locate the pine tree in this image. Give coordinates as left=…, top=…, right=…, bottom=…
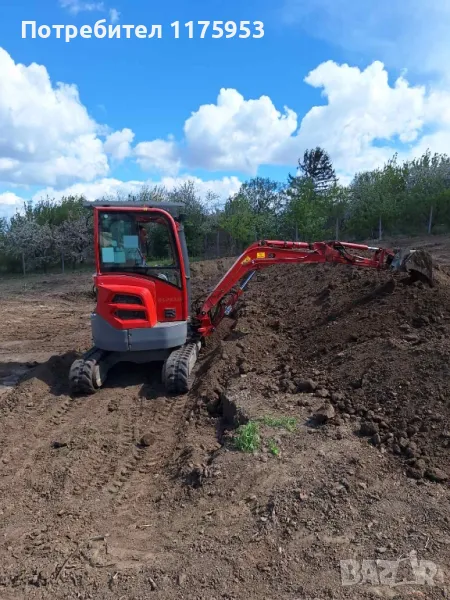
left=291, top=147, right=337, bottom=193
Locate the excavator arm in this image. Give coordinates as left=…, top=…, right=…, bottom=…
left=193, top=240, right=432, bottom=336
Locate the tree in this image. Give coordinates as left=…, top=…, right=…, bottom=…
left=0, top=217, right=6, bottom=243
left=21, top=195, right=88, bottom=227
left=324, top=183, right=351, bottom=238
left=219, top=193, right=257, bottom=247
left=285, top=176, right=329, bottom=241
left=236, top=177, right=284, bottom=214
left=292, top=147, right=337, bottom=193
left=167, top=181, right=210, bottom=257
left=5, top=217, right=55, bottom=273
left=222, top=177, right=285, bottom=241
left=54, top=214, right=93, bottom=268
left=3, top=149, right=450, bottom=276
left=403, top=150, right=450, bottom=232
left=126, top=184, right=167, bottom=204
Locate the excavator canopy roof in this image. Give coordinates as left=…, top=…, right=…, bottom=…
left=83, top=200, right=186, bottom=220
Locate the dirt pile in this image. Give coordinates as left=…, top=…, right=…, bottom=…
left=198, top=260, right=450, bottom=480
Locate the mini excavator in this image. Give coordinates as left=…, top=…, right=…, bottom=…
left=69, top=201, right=433, bottom=395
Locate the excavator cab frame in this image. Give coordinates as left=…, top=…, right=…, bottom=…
left=90, top=200, right=192, bottom=309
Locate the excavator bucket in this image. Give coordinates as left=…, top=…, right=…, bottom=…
left=390, top=248, right=434, bottom=286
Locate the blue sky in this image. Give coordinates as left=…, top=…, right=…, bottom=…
left=1, top=0, right=450, bottom=217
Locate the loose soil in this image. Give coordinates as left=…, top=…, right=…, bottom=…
left=0, top=236, right=449, bottom=600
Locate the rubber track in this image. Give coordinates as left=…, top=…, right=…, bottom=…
left=69, top=349, right=104, bottom=395
left=163, top=343, right=198, bottom=394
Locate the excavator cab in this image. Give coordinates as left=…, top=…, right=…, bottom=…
left=69, top=201, right=201, bottom=395
left=97, top=206, right=186, bottom=294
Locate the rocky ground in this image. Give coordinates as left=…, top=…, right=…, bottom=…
left=0, top=236, right=449, bottom=599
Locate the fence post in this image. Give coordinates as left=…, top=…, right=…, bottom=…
left=335, top=217, right=339, bottom=240
left=295, top=224, right=299, bottom=242
left=21, top=252, right=26, bottom=276
left=428, top=205, right=433, bottom=234
left=61, top=252, right=65, bottom=274
left=378, top=216, right=382, bottom=241
left=216, top=230, right=220, bottom=258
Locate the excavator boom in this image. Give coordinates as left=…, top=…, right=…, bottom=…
left=194, top=240, right=433, bottom=336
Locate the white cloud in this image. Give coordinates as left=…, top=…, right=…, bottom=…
left=0, top=192, right=25, bottom=220
left=133, top=89, right=298, bottom=176
left=157, top=175, right=242, bottom=201
left=280, top=0, right=450, bottom=80
left=182, top=89, right=298, bottom=173
left=109, top=8, right=120, bottom=23
left=131, top=62, right=450, bottom=181
left=134, top=139, right=181, bottom=175
left=0, top=192, right=24, bottom=206
left=104, top=128, right=134, bottom=160
left=28, top=175, right=242, bottom=205
left=59, top=1, right=120, bottom=24
left=58, top=0, right=104, bottom=15
left=2, top=41, right=450, bottom=200
left=0, top=47, right=112, bottom=188
left=295, top=60, right=450, bottom=177
left=293, top=61, right=423, bottom=176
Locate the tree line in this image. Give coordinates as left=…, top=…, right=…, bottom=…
left=1, top=147, right=450, bottom=275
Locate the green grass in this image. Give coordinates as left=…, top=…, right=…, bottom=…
left=232, top=415, right=298, bottom=454
left=267, top=439, right=280, bottom=456
left=258, top=415, right=297, bottom=432
left=233, top=421, right=261, bottom=453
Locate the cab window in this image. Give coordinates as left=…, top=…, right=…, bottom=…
left=98, top=211, right=181, bottom=288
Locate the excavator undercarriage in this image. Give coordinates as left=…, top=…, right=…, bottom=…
left=69, top=341, right=202, bottom=395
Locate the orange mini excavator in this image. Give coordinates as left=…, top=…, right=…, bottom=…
left=69, top=201, right=433, bottom=395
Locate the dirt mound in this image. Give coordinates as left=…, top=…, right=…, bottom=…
left=198, top=261, right=450, bottom=479
left=0, top=353, right=78, bottom=413
left=189, top=257, right=235, bottom=282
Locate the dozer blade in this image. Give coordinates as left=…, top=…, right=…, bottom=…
left=390, top=248, right=434, bottom=286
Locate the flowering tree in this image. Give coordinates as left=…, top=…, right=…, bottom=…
left=54, top=215, right=93, bottom=268
left=5, top=217, right=55, bottom=273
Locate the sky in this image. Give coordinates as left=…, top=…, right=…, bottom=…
left=1, top=0, right=450, bottom=218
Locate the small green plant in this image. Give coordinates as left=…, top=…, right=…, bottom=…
left=259, top=415, right=297, bottom=432
left=267, top=438, right=280, bottom=456
left=233, top=415, right=298, bottom=454
left=233, top=421, right=261, bottom=453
